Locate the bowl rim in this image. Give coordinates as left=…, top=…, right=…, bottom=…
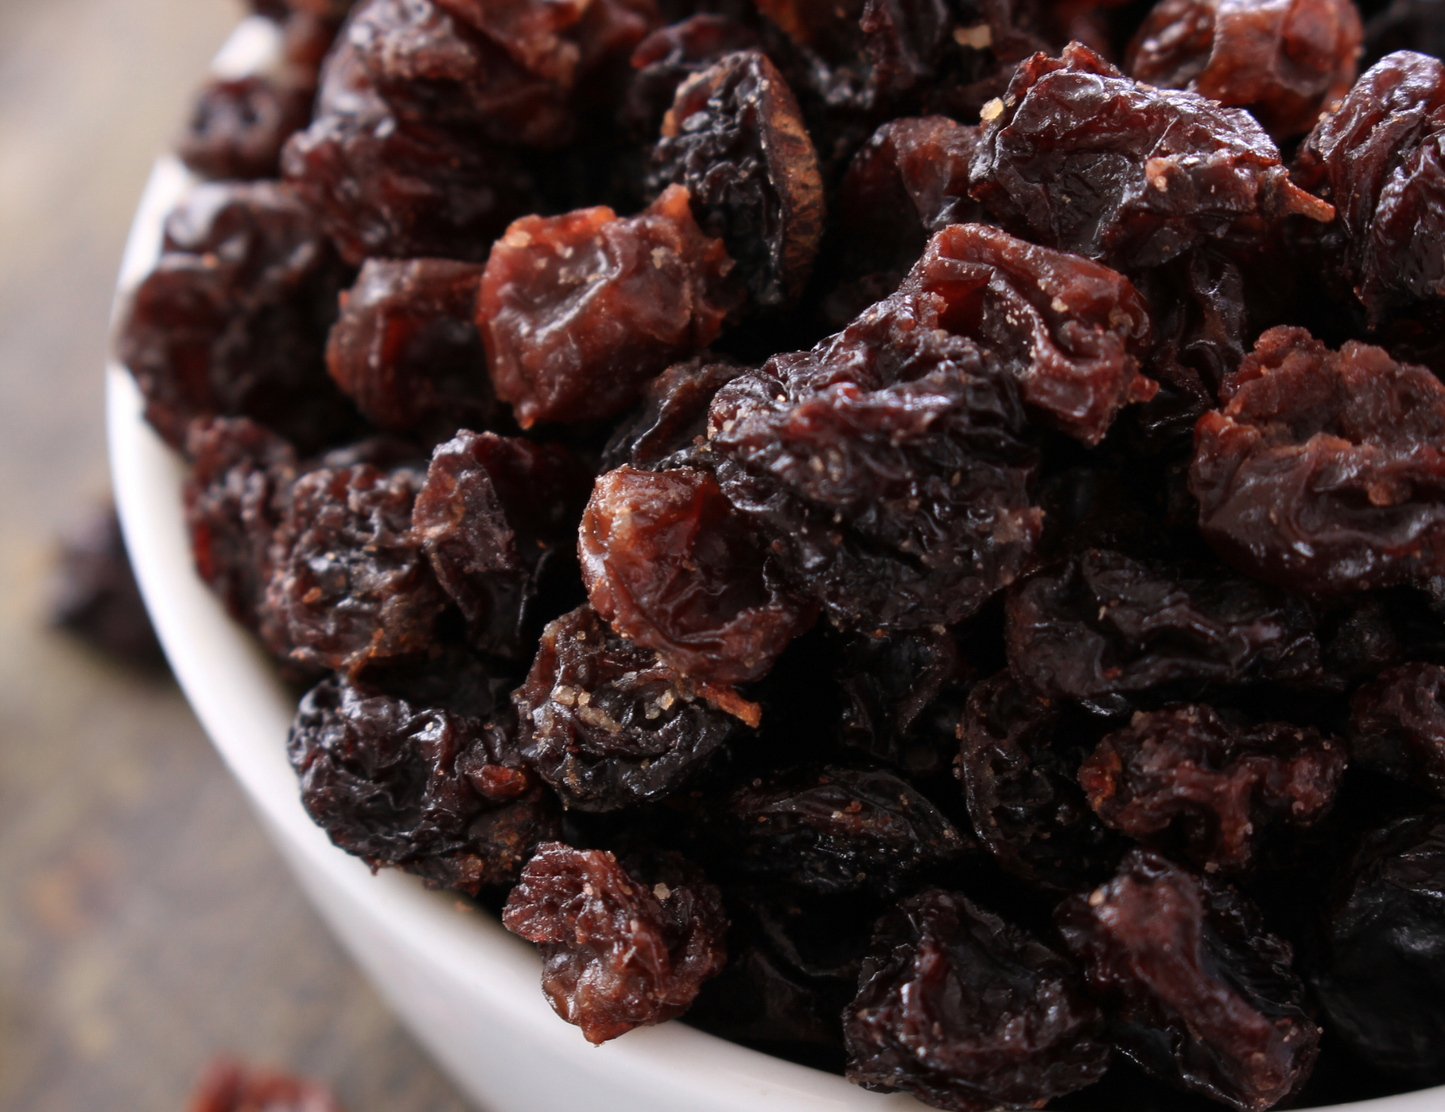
left=104, top=17, right=1445, bottom=1112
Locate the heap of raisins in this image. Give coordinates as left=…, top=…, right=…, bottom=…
left=120, top=0, right=1445, bottom=1106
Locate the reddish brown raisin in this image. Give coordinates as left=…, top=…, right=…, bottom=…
left=844, top=889, right=1111, bottom=1111
left=1190, top=326, right=1445, bottom=593
left=708, top=288, right=1043, bottom=632
left=502, top=842, right=728, bottom=1043
left=1126, top=0, right=1363, bottom=139
left=186, top=1058, right=344, bottom=1112
left=1005, top=549, right=1324, bottom=700
left=1294, top=51, right=1445, bottom=323
left=623, top=14, right=762, bottom=138
left=510, top=605, right=745, bottom=811
left=480, top=185, right=741, bottom=427
left=968, top=43, right=1334, bottom=270
left=957, top=672, right=1128, bottom=891
left=412, top=430, right=592, bottom=658
left=649, top=50, right=824, bottom=308
left=579, top=465, right=814, bottom=686
left=288, top=675, right=559, bottom=892
left=906, top=222, right=1157, bottom=444
left=179, top=74, right=317, bottom=181
left=264, top=461, right=445, bottom=673
left=1057, top=849, right=1320, bottom=1111
left=326, top=258, right=495, bottom=442
left=600, top=355, right=748, bottom=471
left=1080, top=705, right=1346, bottom=871
left=116, top=181, right=352, bottom=452
left=1348, top=661, right=1445, bottom=797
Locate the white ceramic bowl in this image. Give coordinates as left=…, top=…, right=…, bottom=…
left=107, top=18, right=1445, bottom=1112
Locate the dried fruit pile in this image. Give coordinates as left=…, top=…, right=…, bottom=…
left=120, top=0, right=1445, bottom=1107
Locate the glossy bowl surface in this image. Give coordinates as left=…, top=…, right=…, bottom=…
left=106, top=18, right=1445, bottom=1112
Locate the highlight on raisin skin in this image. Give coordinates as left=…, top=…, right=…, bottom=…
left=288, top=675, right=559, bottom=893
left=509, top=605, right=743, bottom=811
left=1079, top=704, right=1347, bottom=872
left=1190, top=326, right=1445, bottom=593
left=1348, top=661, right=1445, bottom=797
left=501, top=843, right=728, bottom=1045
left=1126, top=0, right=1364, bottom=139
left=906, top=223, right=1158, bottom=445
left=1310, top=812, right=1445, bottom=1086
left=967, top=42, right=1334, bottom=270
left=579, top=465, right=815, bottom=687
left=844, top=889, right=1111, bottom=1112
left=325, top=258, right=495, bottom=443
left=1056, top=848, right=1321, bottom=1112
left=412, top=430, right=592, bottom=659
left=1293, top=50, right=1445, bottom=324
left=479, top=185, right=741, bottom=428
left=649, top=50, right=825, bottom=309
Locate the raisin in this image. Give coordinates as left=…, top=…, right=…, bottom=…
left=179, top=74, right=316, bottom=181
left=412, top=430, right=592, bottom=657
left=1294, top=51, right=1445, bottom=324
left=834, top=115, right=986, bottom=292
left=623, top=14, right=763, bottom=138
left=185, top=1059, right=344, bottom=1112
left=183, top=417, right=299, bottom=636
left=48, top=504, right=166, bottom=671
left=282, top=36, right=540, bottom=263
left=907, top=222, right=1157, bottom=444
left=688, top=766, right=969, bottom=898
left=116, top=181, right=353, bottom=452
left=844, top=889, right=1111, bottom=1111
left=957, top=672, right=1128, bottom=890
left=968, top=43, right=1334, bottom=271
left=479, top=185, right=741, bottom=427
left=708, top=286, right=1043, bottom=633
left=501, top=842, right=728, bottom=1043
left=288, top=675, right=559, bottom=892
left=510, top=605, right=745, bottom=811
left=838, top=626, right=966, bottom=775
left=1080, top=705, right=1346, bottom=871
left=601, top=355, right=749, bottom=471
left=264, top=460, right=445, bottom=672
left=1190, top=326, right=1445, bottom=593
left=1005, top=549, right=1324, bottom=700
left=649, top=50, right=824, bottom=308
left=1126, top=0, right=1363, bottom=139
left=579, top=465, right=814, bottom=686
left=1348, top=662, right=1445, bottom=797
left=1311, top=812, right=1445, bottom=1085
left=1057, top=848, right=1320, bottom=1111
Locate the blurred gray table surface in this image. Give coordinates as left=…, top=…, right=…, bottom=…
left=0, top=1, right=474, bottom=1108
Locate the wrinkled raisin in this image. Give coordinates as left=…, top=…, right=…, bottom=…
left=1057, top=848, right=1320, bottom=1111
left=326, top=257, right=495, bottom=442
left=649, top=50, right=824, bottom=307
left=838, top=626, right=965, bottom=775
left=844, top=889, right=1111, bottom=1111
left=479, top=185, right=741, bottom=427
left=116, top=181, right=353, bottom=452
left=264, top=460, right=444, bottom=672
left=179, top=74, right=316, bottom=181
left=1080, top=705, right=1346, bottom=871
left=502, top=842, right=727, bottom=1043
left=510, top=605, right=745, bottom=811
left=1190, top=326, right=1445, bottom=592
left=1311, top=812, right=1445, bottom=1085
left=968, top=42, right=1334, bottom=270
left=1005, top=549, right=1324, bottom=700
left=623, top=14, right=762, bottom=137
left=412, top=430, right=591, bottom=657
left=580, top=465, right=814, bottom=686
left=1126, top=0, right=1363, bottom=139
left=957, top=672, right=1128, bottom=890
left=601, top=355, right=748, bottom=471
left=289, top=675, right=559, bottom=892
left=1348, top=662, right=1445, bottom=797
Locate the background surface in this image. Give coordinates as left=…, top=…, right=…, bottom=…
left=0, top=2, right=473, bottom=1108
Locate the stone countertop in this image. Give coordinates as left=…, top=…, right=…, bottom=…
left=0, top=2, right=474, bottom=1108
